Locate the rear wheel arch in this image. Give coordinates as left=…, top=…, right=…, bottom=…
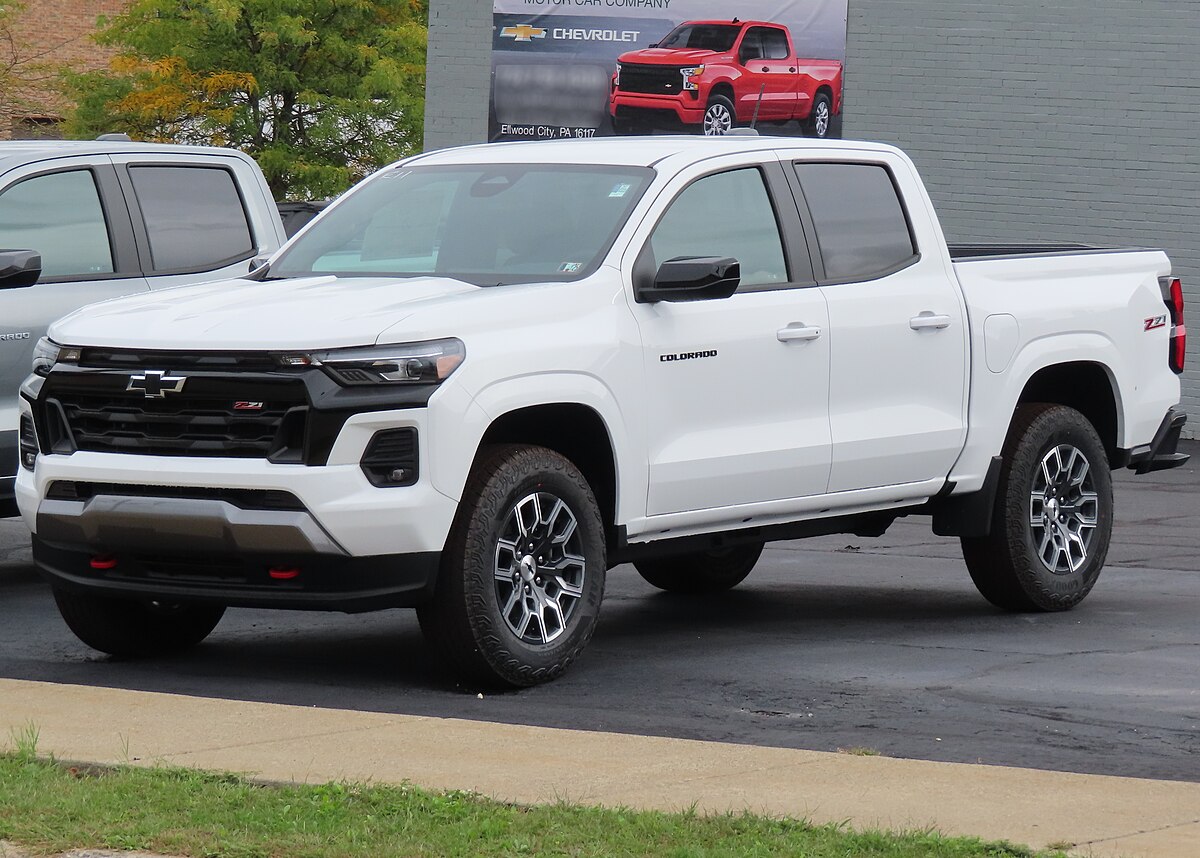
left=1015, top=361, right=1121, bottom=462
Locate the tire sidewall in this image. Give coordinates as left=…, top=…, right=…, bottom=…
left=461, top=454, right=605, bottom=682
left=809, top=93, right=832, bottom=138
left=703, top=95, right=735, bottom=136
left=1005, top=409, right=1113, bottom=609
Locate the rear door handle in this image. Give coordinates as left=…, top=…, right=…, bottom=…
left=909, top=313, right=953, bottom=331
left=777, top=323, right=822, bottom=343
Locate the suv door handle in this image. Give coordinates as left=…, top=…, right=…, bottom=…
left=777, top=324, right=822, bottom=343
left=909, top=313, right=953, bottom=331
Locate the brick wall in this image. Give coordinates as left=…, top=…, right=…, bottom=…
left=423, top=0, right=492, bottom=151
left=844, top=0, right=1200, bottom=436
left=4, top=0, right=129, bottom=135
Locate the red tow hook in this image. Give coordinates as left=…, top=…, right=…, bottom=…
left=269, top=566, right=301, bottom=581
left=89, top=555, right=118, bottom=570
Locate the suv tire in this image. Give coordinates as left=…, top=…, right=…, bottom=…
left=53, top=589, right=225, bottom=657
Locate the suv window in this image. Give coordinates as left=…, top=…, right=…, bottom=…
left=647, top=168, right=789, bottom=289
left=794, top=163, right=917, bottom=281
left=128, top=165, right=254, bottom=272
left=0, top=169, right=114, bottom=279
left=759, top=28, right=790, bottom=60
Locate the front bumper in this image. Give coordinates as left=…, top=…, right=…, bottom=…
left=1127, top=407, right=1189, bottom=474
left=610, top=92, right=705, bottom=125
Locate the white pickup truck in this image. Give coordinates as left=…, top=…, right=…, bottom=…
left=15, top=137, right=1188, bottom=687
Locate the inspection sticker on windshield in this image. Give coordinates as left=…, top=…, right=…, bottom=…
left=559, top=262, right=583, bottom=273
left=609, top=182, right=633, bottom=198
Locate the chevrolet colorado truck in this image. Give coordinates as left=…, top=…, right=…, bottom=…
left=0, top=140, right=287, bottom=517
left=15, top=137, right=1188, bottom=687
left=610, top=19, right=843, bottom=137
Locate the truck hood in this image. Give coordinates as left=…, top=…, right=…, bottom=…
left=618, top=48, right=723, bottom=65
left=48, top=275, right=480, bottom=351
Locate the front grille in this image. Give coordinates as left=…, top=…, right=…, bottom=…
left=618, top=64, right=685, bottom=95
left=43, top=374, right=309, bottom=459
left=46, top=481, right=306, bottom=511
left=77, top=348, right=280, bottom=372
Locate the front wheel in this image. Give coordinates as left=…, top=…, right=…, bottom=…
left=53, top=589, right=225, bottom=657
left=417, top=445, right=606, bottom=687
left=635, top=543, right=764, bottom=594
left=961, top=404, right=1113, bottom=611
left=702, top=95, right=736, bottom=136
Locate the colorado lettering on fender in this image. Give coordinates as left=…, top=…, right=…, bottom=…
left=660, top=350, right=717, bottom=362
left=0, top=331, right=31, bottom=341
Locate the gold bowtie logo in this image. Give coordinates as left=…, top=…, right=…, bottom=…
left=501, top=24, right=547, bottom=42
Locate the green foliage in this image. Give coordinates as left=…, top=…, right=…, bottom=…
left=63, top=0, right=428, bottom=199
left=0, top=754, right=1068, bottom=858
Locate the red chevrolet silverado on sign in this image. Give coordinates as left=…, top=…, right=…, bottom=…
left=610, top=19, right=844, bottom=137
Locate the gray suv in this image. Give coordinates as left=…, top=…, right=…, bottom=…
left=0, top=140, right=286, bottom=516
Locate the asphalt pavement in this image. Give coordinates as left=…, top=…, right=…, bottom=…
left=1, top=443, right=1196, bottom=783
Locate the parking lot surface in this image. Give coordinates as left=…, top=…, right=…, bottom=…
left=2, top=443, right=1196, bottom=782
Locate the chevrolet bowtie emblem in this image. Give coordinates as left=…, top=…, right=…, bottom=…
left=127, top=370, right=187, bottom=398
left=501, top=24, right=547, bottom=42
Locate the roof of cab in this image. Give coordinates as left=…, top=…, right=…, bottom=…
left=405, top=135, right=903, bottom=170
left=0, top=139, right=257, bottom=175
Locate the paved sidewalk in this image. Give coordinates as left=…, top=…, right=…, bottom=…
left=2, top=679, right=1197, bottom=857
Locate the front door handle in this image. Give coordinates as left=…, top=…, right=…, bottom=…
left=777, top=323, right=822, bottom=343
left=909, top=312, right=953, bottom=331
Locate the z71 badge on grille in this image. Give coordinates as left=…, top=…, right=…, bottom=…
left=126, top=370, right=187, bottom=398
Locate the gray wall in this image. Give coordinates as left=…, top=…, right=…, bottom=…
left=424, top=0, right=1200, bottom=436
left=844, top=1, right=1200, bottom=435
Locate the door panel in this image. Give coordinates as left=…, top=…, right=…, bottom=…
left=735, top=27, right=796, bottom=121
left=630, top=164, right=831, bottom=515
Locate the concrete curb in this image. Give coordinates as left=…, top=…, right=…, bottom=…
left=3, top=679, right=1197, bottom=857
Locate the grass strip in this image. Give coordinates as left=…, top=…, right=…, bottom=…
left=0, top=753, right=1065, bottom=858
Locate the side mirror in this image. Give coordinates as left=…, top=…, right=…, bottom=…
left=0, top=249, right=41, bottom=289
left=636, top=256, right=740, bottom=303
left=648, top=42, right=658, bottom=48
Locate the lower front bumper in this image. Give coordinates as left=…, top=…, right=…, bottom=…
left=611, top=94, right=705, bottom=125
left=1128, top=407, right=1189, bottom=474
left=34, top=536, right=439, bottom=613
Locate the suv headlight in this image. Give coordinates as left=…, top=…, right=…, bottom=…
left=31, top=337, right=80, bottom=376
left=680, top=66, right=704, bottom=90
left=312, top=338, right=466, bottom=386
left=614, top=63, right=621, bottom=86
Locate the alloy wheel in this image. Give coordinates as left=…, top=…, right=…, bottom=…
left=1029, top=444, right=1100, bottom=573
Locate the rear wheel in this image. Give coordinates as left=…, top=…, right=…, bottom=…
left=635, top=542, right=764, bottom=594
left=806, top=92, right=832, bottom=138
left=53, top=589, right=225, bottom=657
left=961, top=404, right=1113, bottom=611
left=417, top=445, right=606, bottom=687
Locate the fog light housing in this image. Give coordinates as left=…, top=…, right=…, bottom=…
left=361, top=428, right=418, bottom=487
left=19, top=413, right=37, bottom=471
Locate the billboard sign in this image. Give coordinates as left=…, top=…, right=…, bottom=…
left=490, top=1, right=849, bottom=142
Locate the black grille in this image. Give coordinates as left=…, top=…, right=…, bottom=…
left=361, top=428, right=418, bottom=486
left=46, top=481, right=306, bottom=511
left=618, top=64, right=685, bottom=95
left=78, top=348, right=280, bottom=372
left=44, top=376, right=309, bottom=459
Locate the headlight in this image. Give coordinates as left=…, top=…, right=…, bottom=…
left=312, top=338, right=466, bottom=386
left=680, top=66, right=704, bottom=90
left=31, top=337, right=80, bottom=376
left=614, top=63, right=621, bottom=86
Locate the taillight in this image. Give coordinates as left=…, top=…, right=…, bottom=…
left=1160, top=277, right=1186, bottom=374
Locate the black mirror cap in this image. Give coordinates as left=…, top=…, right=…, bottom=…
left=636, top=256, right=740, bottom=303
left=0, top=249, right=41, bottom=289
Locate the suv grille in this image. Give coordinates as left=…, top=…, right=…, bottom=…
left=618, top=64, right=685, bottom=95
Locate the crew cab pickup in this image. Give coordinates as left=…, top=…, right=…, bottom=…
left=0, top=140, right=287, bottom=517
left=610, top=19, right=843, bottom=137
left=16, top=137, right=1188, bottom=687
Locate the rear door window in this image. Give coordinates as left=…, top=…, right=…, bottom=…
left=793, top=162, right=917, bottom=282
left=128, top=165, right=255, bottom=272
left=0, top=169, right=114, bottom=279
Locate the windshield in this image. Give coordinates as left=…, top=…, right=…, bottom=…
left=268, top=164, right=654, bottom=285
left=657, top=24, right=740, bottom=52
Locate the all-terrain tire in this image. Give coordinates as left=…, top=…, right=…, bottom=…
left=635, top=543, right=764, bottom=594
left=417, top=444, right=606, bottom=688
left=961, top=404, right=1113, bottom=612
left=53, top=589, right=226, bottom=657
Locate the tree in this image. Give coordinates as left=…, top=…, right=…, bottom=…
left=0, top=2, right=60, bottom=128
left=64, top=0, right=428, bottom=199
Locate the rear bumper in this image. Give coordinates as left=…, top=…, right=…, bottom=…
left=1127, top=407, right=1189, bottom=474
